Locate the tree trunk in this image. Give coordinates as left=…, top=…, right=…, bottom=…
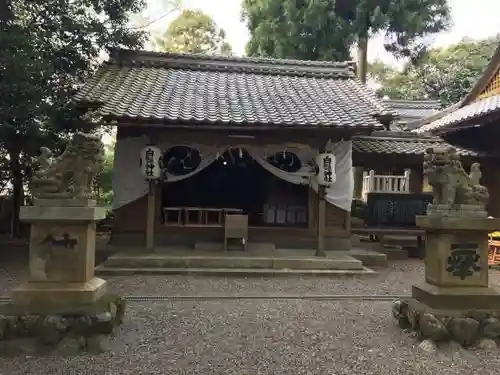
left=0, top=0, right=13, bottom=23
left=9, top=152, right=23, bottom=238
left=357, top=36, right=369, bottom=84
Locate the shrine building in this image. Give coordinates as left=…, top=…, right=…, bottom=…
left=413, top=41, right=500, bottom=217
left=75, top=48, right=395, bottom=251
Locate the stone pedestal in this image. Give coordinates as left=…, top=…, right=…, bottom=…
left=391, top=147, right=500, bottom=348
left=0, top=199, right=126, bottom=356
left=10, top=199, right=107, bottom=309
left=392, top=208, right=500, bottom=348
left=413, top=213, right=500, bottom=311
left=0, top=133, right=127, bottom=356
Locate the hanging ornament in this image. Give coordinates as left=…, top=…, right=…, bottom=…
left=227, top=148, right=235, bottom=164
left=140, top=145, right=162, bottom=180
left=180, top=147, right=196, bottom=170
left=315, top=153, right=336, bottom=186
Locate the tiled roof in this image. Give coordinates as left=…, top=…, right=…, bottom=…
left=383, top=99, right=441, bottom=131
left=353, top=131, right=488, bottom=157
left=383, top=99, right=441, bottom=130
left=414, top=95, right=500, bottom=134
left=75, top=49, right=393, bottom=129
left=410, top=102, right=462, bottom=133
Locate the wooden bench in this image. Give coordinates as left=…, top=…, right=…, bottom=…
left=224, top=214, right=248, bottom=252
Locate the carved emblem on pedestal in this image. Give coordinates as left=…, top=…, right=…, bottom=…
left=33, top=233, right=79, bottom=281
left=446, top=243, right=481, bottom=280
left=40, top=233, right=78, bottom=249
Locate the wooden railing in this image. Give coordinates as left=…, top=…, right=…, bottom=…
left=361, top=170, right=411, bottom=201
left=163, top=207, right=243, bottom=227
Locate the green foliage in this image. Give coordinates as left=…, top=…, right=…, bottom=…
left=335, top=0, right=451, bottom=60
left=372, top=36, right=500, bottom=107
left=155, top=9, right=232, bottom=55
left=242, top=0, right=450, bottom=82
left=95, top=142, right=115, bottom=206
left=1, top=0, right=147, bottom=155
left=0, top=0, right=146, bottom=235
left=241, top=0, right=354, bottom=61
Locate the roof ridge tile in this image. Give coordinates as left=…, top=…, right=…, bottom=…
left=107, top=48, right=356, bottom=78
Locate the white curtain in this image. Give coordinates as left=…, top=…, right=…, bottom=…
left=247, top=144, right=314, bottom=185
left=112, top=137, right=353, bottom=212
left=112, top=136, right=150, bottom=209
left=162, top=145, right=227, bottom=182
left=311, top=141, right=354, bottom=212
left=249, top=141, right=353, bottom=211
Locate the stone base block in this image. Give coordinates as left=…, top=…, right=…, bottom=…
left=0, top=294, right=126, bottom=356
left=20, top=205, right=106, bottom=222
left=425, top=204, right=487, bottom=218
left=11, top=277, right=107, bottom=311
left=392, top=298, right=500, bottom=348
left=412, top=282, right=500, bottom=310
left=34, top=198, right=97, bottom=207
left=416, top=214, right=500, bottom=231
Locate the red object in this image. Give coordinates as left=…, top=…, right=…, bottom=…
left=488, top=239, right=500, bottom=265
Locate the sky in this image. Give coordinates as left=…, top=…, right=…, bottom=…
left=144, top=0, right=500, bottom=67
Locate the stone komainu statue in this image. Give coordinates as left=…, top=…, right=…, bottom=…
left=30, top=132, right=105, bottom=199
left=423, top=147, right=489, bottom=208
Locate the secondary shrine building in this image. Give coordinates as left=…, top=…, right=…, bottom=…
left=75, top=49, right=395, bottom=250
left=412, top=41, right=500, bottom=217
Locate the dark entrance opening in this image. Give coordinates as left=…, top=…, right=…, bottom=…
left=161, top=147, right=309, bottom=227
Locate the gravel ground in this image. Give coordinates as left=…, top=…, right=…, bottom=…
left=0, top=252, right=27, bottom=297
left=105, top=259, right=426, bottom=296
left=3, top=255, right=500, bottom=373
left=93, top=261, right=500, bottom=297
left=3, top=253, right=500, bottom=297
left=1, top=300, right=500, bottom=375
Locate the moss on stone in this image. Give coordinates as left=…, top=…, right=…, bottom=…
left=113, top=296, right=127, bottom=325
left=0, top=293, right=126, bottom=356
left=393, top=298, right=500, bottom=348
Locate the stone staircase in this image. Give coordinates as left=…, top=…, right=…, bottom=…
left=95, top=247, right=381, bottom=277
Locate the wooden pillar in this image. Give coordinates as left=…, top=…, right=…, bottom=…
left=315, top=185, right=326, bottom=257
left=404, top=169, right=411, bottom=193
left=353, top=167, right=364, bottom=199
left=315, top=147, right=327, bottom=257
left=145, top=180, right=156, bottom=250
left=408, top=168, right=423, bottom=193
left=308, top=186, right=316, bottom=231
